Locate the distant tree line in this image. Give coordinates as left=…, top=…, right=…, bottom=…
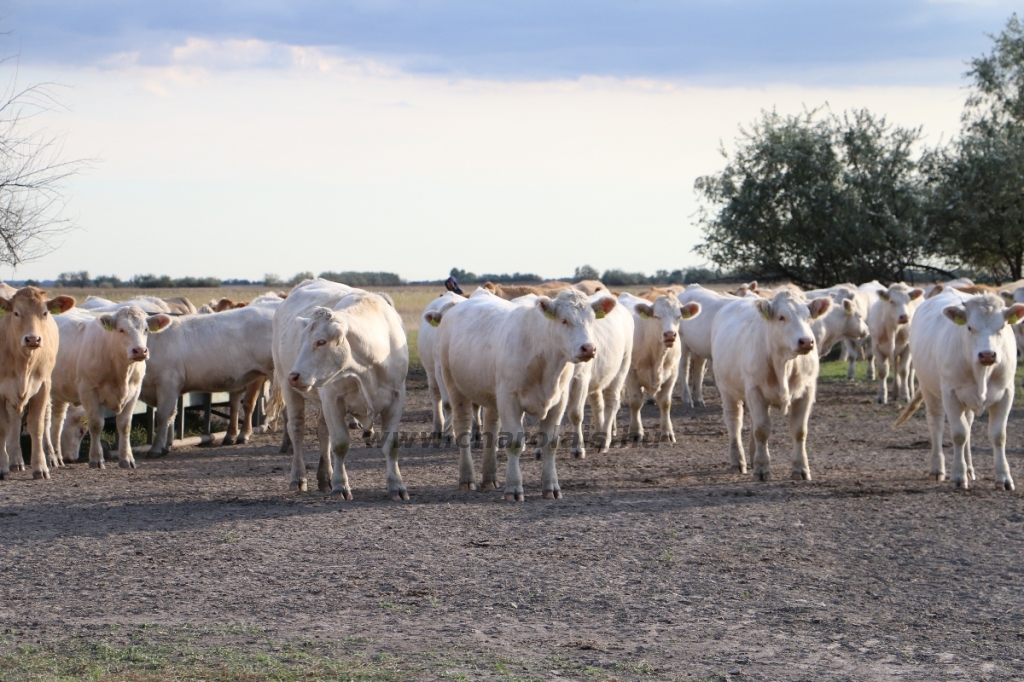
left=694, top=14, right=1024, bottom=287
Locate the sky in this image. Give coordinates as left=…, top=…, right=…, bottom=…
left=0, top=1, right=1019, bottom=282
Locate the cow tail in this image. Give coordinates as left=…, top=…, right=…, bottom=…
left=893, top=390, right=924, bottom=428
left=264, top=378, right=285, bottom=431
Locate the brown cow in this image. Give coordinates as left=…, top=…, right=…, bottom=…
left=0, top=287, right=75, bottom=480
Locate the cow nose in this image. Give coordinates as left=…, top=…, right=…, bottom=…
left=288, top=372, right=304, bottom=387
left=578, top=343, right=596, bottom=361
left=23, top=334, right=40, bottom=348
left=898, top=314, right=909, bottom=324
left=978, top=351, right=997, bottom=366
left=130, top=346, right=148, bottom=360
left=797, top=337, right=815, bottom=354
left=663, top=331, right=677, bottom=346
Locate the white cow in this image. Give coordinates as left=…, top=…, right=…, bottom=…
left=419, top=291, right=468, bottom=438
left=48, top=306, right=171, bottom=468
left=677, top=285, right=741, bottom=407
left=711, top=291, right=831, bottom=481
left=81, top=296, right=173, bottom=314
left=274, top=279, right=409, bottom=500
left=565, top=291, right=634, bottom=458
left=619, top=292, right=699, bottom=443
left=1000, top=285, right=1024, bottom=364
left=868, top=283, right=924, bottom=403
left=142, top=301, right=280, bottom=456
left=806, top=285, right=870, bottom=357
left=895, top=290, right=1024, bottom=489
left=438, top=288, right=616, bottom=500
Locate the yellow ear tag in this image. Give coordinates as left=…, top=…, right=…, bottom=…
left=759, top=307, right=770, bottom=320
left=1009, top=314, right=1019, bottom=325
left=844, top=305, right=853, bottom=316
left=79, top=416, right=88, bottom=426
left=0, top=309, right=6, bottom=317
left=545, top=310, right=556, bottom=320
left=103, top=321, right=115, bottom=331
left=595, top=309, right=606, bottom=320
left=50, top=306, right=61, bottom=315
left=639, top=311, right=649, bottom=319
left=953, top=317, right=966, bottom=326
left=429, top=317, right=440, bottom=327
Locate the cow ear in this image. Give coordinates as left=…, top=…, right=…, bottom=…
left=47, top=296, right=75, bottom=314
left=909, top=288, right=924, bottom=301
left=424, top=311, right=442, bottom=327
left=807, top=297, right=831, bottom=320
left=537, top=297, right=557, bottom=320
left=591, top=297, right=616, bottom=319
left=1000, top=290, right=1014, bottom=304
left=0, top=297, right=10, bottom=315
left=943, top=305, right=968, bottom=326
left=748, top=280, right=758, bottom=292
left=843, top=298, right=854, bottom=315
left=148, top=314, right=172, bottom=332
left=99, top=314, right=116, bottom=332
left=681, top=302, right=701, bottom=319
left=877, top=290, right=889, bottom=301
left=634, top=303, right=654, bottom=319
left=1005, top=304, right=1024, bottom=326
left=755, top=298, right=773, bottom=320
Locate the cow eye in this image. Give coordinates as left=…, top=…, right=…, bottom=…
left=315, top=339, right=327, bottom=347
left=778, top=315, right=786, bottom=322
left=967, top=326, right=973, bottom=332
left=119, top=328, right=126, bottom=334
left=13, top=311, right=18, bottom=317
left=562, top=319, right=570, bottom=327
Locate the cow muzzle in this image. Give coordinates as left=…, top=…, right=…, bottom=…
left=978, top=351, right=997, bottom=366
left=576, top=343, right=597, bottom=362
left=897, top=314, right=909, bottom=325
left=22, top=334, right=41, bottom=348
left=663, top=331, right=677, bottom=347
left=288, top=372, right=312, bottom=391
left=130, top=346, right=149, bottom=361
left=796, top=336, right=815, bottom=355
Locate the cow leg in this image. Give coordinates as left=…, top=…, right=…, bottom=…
left=447, top=383, right=476, bottom=491
left=79, top=393, right=107, bottom=470
left=150, top=383, right=182, bottom=458
left=539, top=390, right=569, bottom=500
left=471, top=404, right=483, bottom=448
left=747, top=393, right=772, bottom=482
left=588, top=392, right=606, bottom=454
left=625, top=371, right=644, bottom=442
left=479, top=407, right=500, bottom=489
left=283, top=388, right=308, bottom=492
left=315, top=410, right=333, bottom=493
left=0, top=404, right=10, bottom=479
left=844, top=339, right=857, bottom=380
left=49, top=401, right=70, bottom=465
left=222, top=390, right=242, bottom=445
left=656, top=366, right=678, bottom=443
left=722, top=394, right=746, bottom=473
left=988, top=389, right=1015, bottom=491
left=427, top=370, right=444, bottom=440
left=379, top=396, right=408, bottom=501
left=923, top=390, right=946, bottom=481
left=42, top=401, right=60, bottom=470
left=788, top=389, right=814, bottom=481
left=691, top=355, right=708, bottom=408
left=320, top=397, right=351, bottom=498
left=875, top=352, right=890, bottom=404
left=6, top=403, right=24, bottom=472
left=943, top=391, right=971, bottom=489
left=839, top=340, right=850, bottom=363
left=498, top=397, right=527, bottom=502
left=895, top=349, right=913, bottom=403
left=236, top=378, right=262, bottom=445
left=679, top=345, right=694, bottom=407
left=964, top=409, right=976, bottom=482
left=566, top=372, right=587, bottom=459
left=27, top=387, right=51, bottom=480
left=115, top=398, right=137, bottom=469
left=279, top=410, right=292, bottom=454
left=864, top=340, right=876, bottom=381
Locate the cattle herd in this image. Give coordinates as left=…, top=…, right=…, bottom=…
left=0, top=275, right=1022, bottom=500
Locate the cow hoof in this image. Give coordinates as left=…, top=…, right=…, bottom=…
left=89, top=461, right=105, bottom=470
left=120, top=459, right=136, bottom=469
left=572, top=449, right=586, bottom=460
left=504, top=493, right=525, bottom=502
left=459, top=482, right=477, bottom=491
left=481, top=480, right=498, bottom=490
left=876, top=397, right=886, bottom=405
left=998, top=480, right=1015, bottom=491
left=661, top=433, right=676, bottom=443
left=289, top=481, right=307, bottom=492
left=221, top=436, right=236, bottom=446
left=930, top=472, right=945, bottom=482
left=791, top=471, right=810, bottom=481
left=147, top=450, right=167, bottom=459
left=0, top=471, right=7, bottom=480
left=237, top=436, right=249, bottom=445
left=754, top=470, right=770, bottom=482
left=63, top=455, right=80, bottom=464
left=729, top=465, right=746, bottom=474
left=318, top=481, right=332, bottom=493
left=953, top=478, right=969, bottom=489
left=542, top=489, right=562, bottom=499
left=329, top=488, right=352, bottom=500
left=534, top=448, right=543, bottom=461
left=389, top=490, right=409, bottom=502
left=32, top=470, right=50, bottom=480
left=10, top=464, right=23, bottom=472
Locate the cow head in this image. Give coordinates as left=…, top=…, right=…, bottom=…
left=536, top=290, right=617, bottom=363
left=839, top=297, right=870, bottom=339
left=0, top=287, right=74, bottom=351
left=632, top=295, right=699, bottom=348
left=97, top=306, right=172, bottom=362
left=287, top=307, right=353, bottom=391
left=61, top=405, right=89, bottom=462
left=755, top=291, right=828, bottom=357
left=878, top=283, right=924, bottom=326
left=943, top=294, right=1024, bottom=368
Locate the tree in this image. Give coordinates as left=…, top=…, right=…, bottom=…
left=0, top=36, right=88, bottom=267
left=56, top=270, right=90, bottom=287
left=573, top=264, right=600, bottom=281
left=926, top=15, right=1024, bottom=282
left=694, top=108, right=936, bottom=287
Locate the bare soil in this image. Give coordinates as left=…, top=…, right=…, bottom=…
left=2, top=366, right=1024, bottom=680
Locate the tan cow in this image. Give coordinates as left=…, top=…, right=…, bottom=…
left=482, top=281, right=570, bottom=300
left=163, top=296, right=197, bottom=315
left=637, top=284, right=685, bottom=302
left=572, top=280, right=607, bottom=295
left=0, top=287, right=75, bottom=480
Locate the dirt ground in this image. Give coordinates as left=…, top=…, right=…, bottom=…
left=2, top=364, right=1024, bottom=681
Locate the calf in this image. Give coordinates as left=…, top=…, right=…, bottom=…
left=439, top=288, right=616, bottom=500
left=619, top=292, right=699, bottom=442
left=677, top=284, right=742, bottom=407
left=274, top=279, right=409, bottom=500
left=895, top=290, right=1024, bottom=489
left=0, top=287, right=75, bottom=480
left=419, top=291, right=468, bottom=438
left=711, top=291, right=830, bottom=481
left=565, top=291, right=634, bottom=458
left=868, top=283, right=924, bottom=403
left=49, top=306, right=171, bottom=468
left=806, top=285, right=870, bottom=359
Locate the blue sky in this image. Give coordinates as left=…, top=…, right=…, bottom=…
left=1, top=1, right=1019, bottom=282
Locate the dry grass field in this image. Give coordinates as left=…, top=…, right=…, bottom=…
left=2, top=356, right=1024, bottom=680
